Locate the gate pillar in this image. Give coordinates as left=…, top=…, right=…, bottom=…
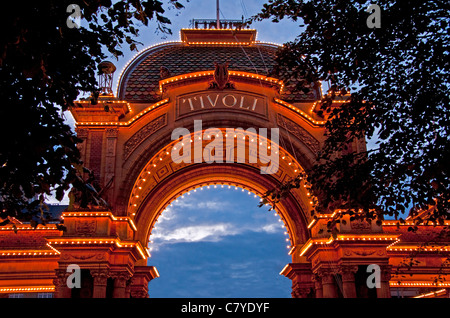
left=91, top=268, right=109, bottom=298
left=110, top=271, right=132, bottom=298
left=48, top=211, right=151, bottom=298
left=298, top=211, right=400, bottom=298
left=53, top=269, right=72, bottom=298
left=377, top=265, right=392, bottom=298
left=130, top=266, right=159, bottom=298
left=280, top=259, right=314, bottom=298
left=339, top=265, right=358, bottom=298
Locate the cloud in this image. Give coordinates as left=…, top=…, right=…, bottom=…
left=152, top=223, right=240, bottom=244
left=171, top=197, right=231, bottom=212
left=171, top=198, right=196, bottom=209
left=258, top=223, right=281, bottom=234
left=197, top=201, right=228, bottom=211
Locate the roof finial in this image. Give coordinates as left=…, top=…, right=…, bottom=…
left=216, top=0, right=220, bottom=29
left=97, top=61, right=116, bottom=95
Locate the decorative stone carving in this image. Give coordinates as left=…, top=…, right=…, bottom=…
left=106, top=137, right=117, bottom=157
left=91, top=269, right=109, bottom=285
left=350, top=219, right=371, bottom=231
left=338, top=265, right=358, bottom=282
left=75, top=220, right=97, bottom=236
left=291, top=284, right=313, bottom=298
left=75, top=128, right=89, bottom=139
left=380, top=265, right=392, bottom=282
left=130, top=289, right=149, bottom=298
left=209, top=62, right=235, bottom=90
left=53, top=269, right=70, bottom=287
left=352, top=250, right=376, bottom=256
left=159, top=66, right=171, bottom=80
left=106, top=128, right=119, bottom=138
left=71, top=254, right=97, bottom=260
left=277, top=114, right=320, bottom=154
left=317, top=268, right=338, bottom=284
left=123, top=114, right=167, bottom=159
left=110, top=271, right=132, bottom=287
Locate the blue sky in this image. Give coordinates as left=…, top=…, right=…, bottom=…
left=147, top=187, right=292, bottom=298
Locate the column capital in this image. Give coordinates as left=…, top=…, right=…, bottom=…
left=105, top=128, right=119, bottom=138
left=379, top=265, right=392, bottom=281
left=53, top=269, right=70, bottom=287
left=316, top=268, right=337, bottom=284
left=130, top=289, right=149, bottom=298
left=110, top=271, right=132, bottom=280
left=91, top=268, right=109, bottom=285
left=110, top=271, right=132, bottom=287
left=338, top=265, right=359, bottom=282
left=292, top=283, right=313, bottom=298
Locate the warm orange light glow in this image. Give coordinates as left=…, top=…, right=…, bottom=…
left=186, top=41, right=253, bottom=46
left=0, top=224, right=58, bottom=231
left=0, top=249, right=59, bottom=257
left=387, top=245, right=450, bottom=252
left=0, top=286, right=55, bottom=293
left=298, top=234, right=400, bottom=257
left=75, top=99, right=169, bottom=127
left=62, top=211, right=137, bottom=231
left=413, top=289, right=447, bottom=298
left=159, top=70, right=283, bottom=94
left=274, top=98, right=326, bottom=126
left=47, top=237, right=149, bottom=259
left=390, top=281, right=450, bottom=287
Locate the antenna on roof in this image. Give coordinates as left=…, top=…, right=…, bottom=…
left=216, top=0, right=220, bottom=29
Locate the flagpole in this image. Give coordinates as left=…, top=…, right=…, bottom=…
left=216, top=0, right=220, bottom=29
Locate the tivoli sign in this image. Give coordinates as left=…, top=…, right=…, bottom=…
left=176, top=92, right=267, bottom=118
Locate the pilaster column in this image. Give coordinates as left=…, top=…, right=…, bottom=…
left=312, top=274, right=323, bottom=298
left=318, top=269, right=338, bottom=298
left=104, top=128, right=118, bottom=202
left=280, top=262, right=314, bottom=298
left=291, top=282, right=313, bottom=298
left=53, top=269, right=72, bottom=298
left=91, top=269, right=109, bottom=298
left=130, top=266, right=159, bottom=298
left=75, top=128, right=88, bottom=163
left=339, top=265, right=358, bottom=298
left=377, top=265, right=392, bottom=298
left=111, top=271, right=132, bottom=298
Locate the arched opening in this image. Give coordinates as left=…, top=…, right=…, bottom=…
left=127, top=130, right=313, bottom=249
left=122, top=127, right=315, bottom=297
left=147, top=185, right=292, bottom=297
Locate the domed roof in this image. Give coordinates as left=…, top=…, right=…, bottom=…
left=117, top=28, right=320, bottom=102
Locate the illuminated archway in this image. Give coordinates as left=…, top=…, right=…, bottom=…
left=128, top=130, right=314, bottom=264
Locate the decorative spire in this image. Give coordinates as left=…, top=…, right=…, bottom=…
left=97, top=61, right=116, bottom=95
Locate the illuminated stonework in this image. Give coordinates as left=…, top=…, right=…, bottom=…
left=0, top=24, right=448, bottom=299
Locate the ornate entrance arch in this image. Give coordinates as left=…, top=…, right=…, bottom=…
left=129, top=142, right=311, bottom=256
left=1, top=23, right=449, bottom=299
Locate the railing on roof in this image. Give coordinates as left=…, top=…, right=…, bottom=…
left=189, top=18, right=251, bottom=30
